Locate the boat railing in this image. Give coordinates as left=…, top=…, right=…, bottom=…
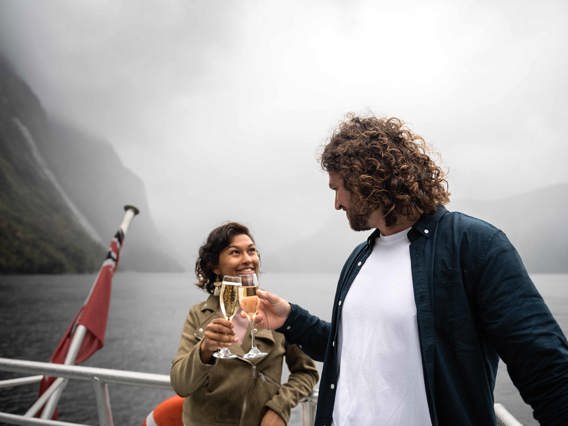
left=0, top=357, right=523, bottom=426
left=0, top=357, right=169, bottom=426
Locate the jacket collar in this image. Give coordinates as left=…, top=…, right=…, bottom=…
left=366, top=205, right=449, bottom=244
left=408, top=205, right=448, bottom=242
left=200, top=294, right=220, bottom=312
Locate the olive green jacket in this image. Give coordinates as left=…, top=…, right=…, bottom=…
left=170, top=295, right=319, bottom=426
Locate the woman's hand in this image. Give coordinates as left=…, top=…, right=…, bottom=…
left=260, top=409, right=285, bottom=426
left=199, top=317, right=237, bottom=363
left=253, top=289, right=291, bottom=330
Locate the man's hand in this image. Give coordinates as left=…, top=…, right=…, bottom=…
left=253, top=289, right=291, bottom=330
left=260, top=409, right=285, bottom=426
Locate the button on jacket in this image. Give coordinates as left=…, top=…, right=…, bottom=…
left=280, top=206, right=568, bottom=425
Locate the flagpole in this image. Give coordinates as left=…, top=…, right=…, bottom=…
left=39, top=205, right=139, bottom=419
left=119, top=205, right=139, bottom=234
left=78, top=205, right=140, bottom=308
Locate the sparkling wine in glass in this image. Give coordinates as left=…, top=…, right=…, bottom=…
left=239, top=273, right=267, bottom=359
left=213, top=275, right=241, bottom=359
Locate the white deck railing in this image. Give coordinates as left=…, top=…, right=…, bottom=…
left=0, top=357, right=522, bottom=426
left=0, top=357, right=170, bottom=426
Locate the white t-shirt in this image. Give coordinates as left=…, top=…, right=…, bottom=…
left=332, top=228, right=432, bottom=426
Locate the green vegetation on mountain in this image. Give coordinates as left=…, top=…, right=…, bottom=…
left=0, top=152, right=104, bottom=273
left=1, top=57, right=104, bottom=273
left=0, top=170, right=104, bottom=273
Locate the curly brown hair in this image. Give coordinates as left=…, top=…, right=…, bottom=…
left=195, top=222, right=255, bottom=294
left=321, top=114, right=449, bottom=227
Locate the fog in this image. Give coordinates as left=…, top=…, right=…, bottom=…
left=1, top=0, right=567, bottom=269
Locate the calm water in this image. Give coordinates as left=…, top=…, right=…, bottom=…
left=1, top=272, right=567, bottom=425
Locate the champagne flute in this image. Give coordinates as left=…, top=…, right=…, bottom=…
left=239, top=273, right=268, bottom=359
left=213, top=275, right=242, bottom=359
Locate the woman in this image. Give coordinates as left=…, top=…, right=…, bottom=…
left=170, top=222, right=319, bottom=426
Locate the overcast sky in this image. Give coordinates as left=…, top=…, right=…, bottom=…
left=1, top=0, right=567, bottom=268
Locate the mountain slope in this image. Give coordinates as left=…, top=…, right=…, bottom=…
left=0, top=56, right=103, bottom=272
left=0, top=55, right=182, bottom=272
left=41, top=120, right=183, bottom=272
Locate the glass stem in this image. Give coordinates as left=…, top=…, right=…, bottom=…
left=250, top=316, right=256, bottom=349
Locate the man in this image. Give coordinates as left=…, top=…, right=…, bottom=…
left=255, top=115, right=568, bottom=425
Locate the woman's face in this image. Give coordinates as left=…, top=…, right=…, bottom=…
left=213, top=234, right=260, bottom=278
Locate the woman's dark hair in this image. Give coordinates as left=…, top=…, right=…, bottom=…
left=321, top=114, right=450, bottom=226
left=195, top=222, right=254, bottom=294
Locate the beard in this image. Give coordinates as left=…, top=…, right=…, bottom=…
left=347, top=213, right=371, bottom=231
left=346, top=203, right=373, bottom=231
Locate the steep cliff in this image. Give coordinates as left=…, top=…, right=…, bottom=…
left=40, top=120, right=183, bottom=272
left=0, top=57, right=103, bottom=272
left=0, top=56, right=182, bottom=272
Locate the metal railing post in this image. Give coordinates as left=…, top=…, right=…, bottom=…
left=0, top=375, right=43, bottom=389
left=495, top=403, right=523, bottom=426
left=25, top=378, right=66, bottom=417
left=300, top=389, right=317, bottom=426
left=92, top=377, right=114, bottom=426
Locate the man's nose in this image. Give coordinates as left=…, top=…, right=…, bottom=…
left=335, top=194, right=341, bottom=210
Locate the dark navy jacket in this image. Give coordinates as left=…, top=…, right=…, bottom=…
left=279, top=206, right=568, bottom=425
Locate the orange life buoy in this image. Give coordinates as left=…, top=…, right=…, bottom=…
left=142, top=394, right=184, bottom=426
